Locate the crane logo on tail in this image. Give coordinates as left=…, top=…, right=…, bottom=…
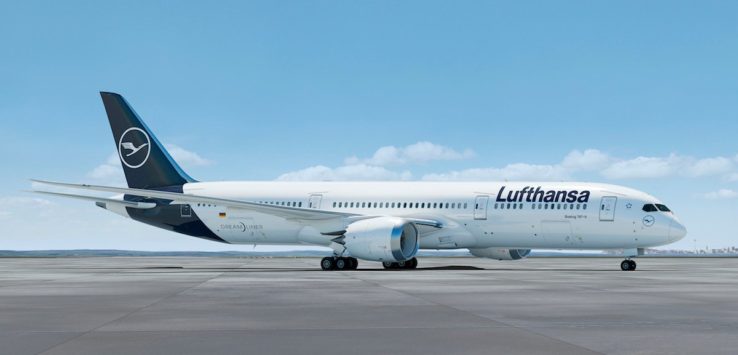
left=118, top=127, right=151, bottom=169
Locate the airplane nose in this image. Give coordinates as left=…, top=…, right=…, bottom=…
left=669, top=220, right=687, bottom=241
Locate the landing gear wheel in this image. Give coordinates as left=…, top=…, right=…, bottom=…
left=321, top=257, right=335, bottom=271
left=406, top=258, right=418, bottom=269
left=382, top=261, right=395, bottom=269
left=335, top=258, right=347, bottom=270
left=348, top=257, right=358, bottom=270
left=397, top=261, right=406, bottom=268
left=620, top=259, right=636, bottom=271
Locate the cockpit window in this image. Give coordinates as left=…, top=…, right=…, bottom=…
left=655, top=204, right=671, bottom=212
left=642, top=204, right=658, bottom=212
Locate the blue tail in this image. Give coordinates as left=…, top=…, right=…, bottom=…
left=100, top=92, right=195, bottom=189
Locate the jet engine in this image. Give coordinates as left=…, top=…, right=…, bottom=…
left=343, top=217, right=419, bottom=262
left=468, top=248, right=531, bottom=260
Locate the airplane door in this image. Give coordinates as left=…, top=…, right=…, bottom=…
left=599, top=196, right=617, bottom=221
left=474, top=195, right=489, bottom=220
left=308, top=194, right=323, bottom=209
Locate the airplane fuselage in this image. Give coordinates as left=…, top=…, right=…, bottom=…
left=117, top=181, right=686, bottom=251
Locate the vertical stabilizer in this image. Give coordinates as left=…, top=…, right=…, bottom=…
left=100, top=92, right=195, bottom=189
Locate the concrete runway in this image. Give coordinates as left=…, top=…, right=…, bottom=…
left=1, top=257, right=737, bottom=355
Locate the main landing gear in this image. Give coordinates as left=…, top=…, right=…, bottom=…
left=321, top=256, right=359, bottom=271
left=620, top=259, right=637, bottom=271
left=382, top=257, right=418, bottom=270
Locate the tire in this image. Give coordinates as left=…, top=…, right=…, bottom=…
left=349, top=257, right=358, bottom=270
left=629, top=260, right=637, bottom=271
left=335, top=258, right=346, bottom=270
left=620, top=260, right=631, bottom=271
left=407, top=258, right=418, bottom=269
left=382, top=261, right=394, bottom=269
left=321, top=257, right=334, bottom=271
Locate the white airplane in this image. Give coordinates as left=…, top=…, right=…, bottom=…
left=33, top=92, right=687, bottom=271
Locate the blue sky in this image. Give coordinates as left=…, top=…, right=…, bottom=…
left=1, top=1, right=737, bottom=251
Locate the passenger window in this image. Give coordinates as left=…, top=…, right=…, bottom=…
left=642, top=204, right=658, bottom=212
left=583, top=204, right=587, bottom=210
left=464, top=203, right=468, bottom=209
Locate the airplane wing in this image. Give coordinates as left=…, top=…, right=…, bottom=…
left=31, top=180, right=443, bottom=228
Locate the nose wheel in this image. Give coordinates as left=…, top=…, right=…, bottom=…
left=620, top=259, right=637, bottom=271
left=320, top=257, right=358, bottom=271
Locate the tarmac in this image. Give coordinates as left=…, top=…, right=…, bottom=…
left=1, top=256, right=737, bottom=355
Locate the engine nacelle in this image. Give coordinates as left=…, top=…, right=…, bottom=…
left=343, top=217, right=419, bottom=262
left=469, top=248, right=531, bottom=260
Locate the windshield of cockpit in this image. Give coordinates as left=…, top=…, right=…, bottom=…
left=642, top=204, right=671, bottom=212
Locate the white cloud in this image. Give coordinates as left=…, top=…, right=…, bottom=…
left=685, top=157, right=734, bottom=177
left=702, top=189, right=738, bottom=199
left=279, top=141, right=472, bottom=181
left=561, top=149, right=611, bottom=171
left=0, top=197, right=54, bottom=219
left=277, top=164, right=412, bottom=181
left=422, top=164, right=569, bottom=181
left=601, top=155, right=683, bottom=179
left=725, top=173, right=738, bottom=182
left=601, top=154, right=735, bottom=180
left=279, top=145, right=738, bottom=182
left=345, top=141, right=474, bottom=166
left=165, top=144, right=212, bottom=167
left=88, top=153, right=123, bottom=180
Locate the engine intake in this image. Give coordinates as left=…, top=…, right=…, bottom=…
left=468, top=248, right=531, bottom=260
left=343, top=217, right=419, bottom=262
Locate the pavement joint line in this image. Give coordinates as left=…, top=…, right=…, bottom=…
left=35, top=269, right=227, bottom=355
left=337, top=268, right=605, bottom=355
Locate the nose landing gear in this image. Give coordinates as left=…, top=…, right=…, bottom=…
left=620, top=259, right=637, bottom=271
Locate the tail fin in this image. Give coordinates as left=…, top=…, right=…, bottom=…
left=100, top=92, right=195, bottom=189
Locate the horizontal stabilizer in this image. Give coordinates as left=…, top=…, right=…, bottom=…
left=31, top=190, right=157, bottom=209
left=31, top=179, right=352, bottom=221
